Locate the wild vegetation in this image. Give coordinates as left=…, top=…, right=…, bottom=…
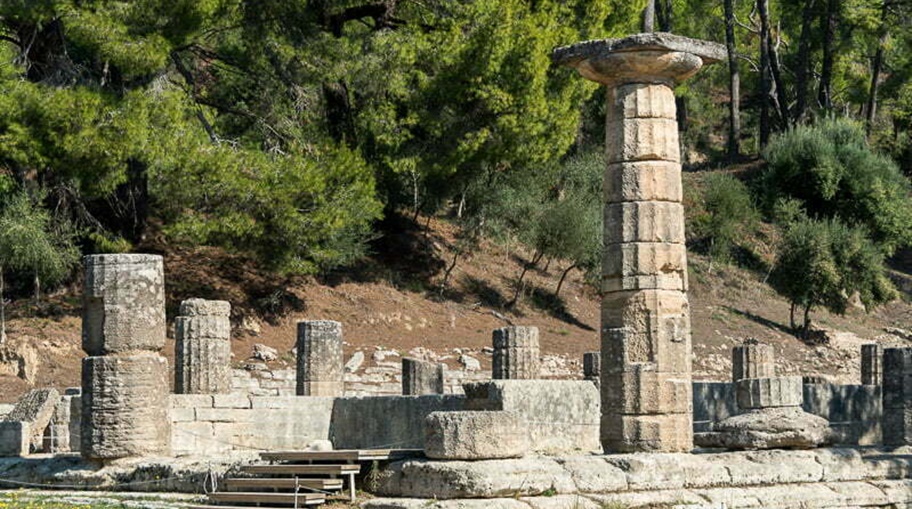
left=0, top=0, right=910, bottom=340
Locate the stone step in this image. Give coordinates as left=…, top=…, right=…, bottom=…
left=260, top=449, right=421, bottom=462
left=223, top=477, right=343, bottom=490
left=207, top=491, right=325, bottom=505
left=241, top=464, right=361, bottom=476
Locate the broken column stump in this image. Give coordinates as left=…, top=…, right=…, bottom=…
left=861, top=343, right=883, bottom=386
left=492, top=326, right=541, bottom=380
left=296, top=320, right=344, bottom=397
left=732, top=341, right=775, bottom=382
left=402, top=358, right=445, bottom=395
left=175, top=298, right=232, bottom=394
left=81, top=254, right=170, bottom=459
left=554, top=33, right=727, bottom=453
left=883, top=347, right=912, bottom=446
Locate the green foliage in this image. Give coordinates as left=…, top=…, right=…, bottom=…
left=0, top=190, right=79, bottom=286
left=769, top=216, right=897, bottom=333
left=689, top=173, right=759, bottom=264
left=762, top=119, right=912, bottom=255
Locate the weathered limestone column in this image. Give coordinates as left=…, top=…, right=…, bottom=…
left=732, top=341, right=775, bottom=382
left=296, top=320, right=344, bottom=397
left=554, top=33, right=725, bottom=453
left=402, top=358, right=445, bottom=395
left=583, top=351, right=601, bottom=387
left=175, top=299, right=232, bottom=394
left=81, top=254, right=170, bottom=459
left=492, top=326, right=541, bottom=380
left=861, top=343, right=883, bottom=386
left=882, top=347, right=912, bottom=445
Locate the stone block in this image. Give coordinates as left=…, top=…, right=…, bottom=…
left=82, top=254, right=165, bottom=355
left=600, top=299, right=691, bottom=376
left=732, top=342, right=775, bottom=381
left=402, top=358, right=445, bottom=395
left=3, top=388, right=60, bottom=451
left=862, top=343, right=883, bottom=385
left=601, top=412, right=692, bottom=453
left=68, top=396, right=81, bottom=453
left=583, top=352, right=600, bottom=384
left=603, top=202, right=685, bottom=245
left=695, top=407, right=831, bottom=450
left=424, top=411, right=529, bottom=460
left=611, top=82, right=677, bottom=120
left=736, top=377, right=803, bottom=409
left=0, top=421, right=29, bottom=457
left=605, top=117, right=680, bottom=164
left=462, top=380, right=600, bottom=453
left=883, top=407, right=912, bottom=446
left=212, top=393, right=251, bottom=409
left=604, top=161, right=682, bottom=204
left=170, top=407, right=195, bottom=422
left=602, top=365, right=691, bottom=414
left=170, top=394, right=214, bottom=409
left=81, top=353, right=171, bottom=459
left=602, top=242, right=687, bottom=292
left=296, top=320, right=344, bottom=397
left=492, top=326, right=540, bottom=380
left=180, top=298, right=231, bottom=317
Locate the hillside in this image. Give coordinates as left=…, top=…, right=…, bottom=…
left=1, top=203, right=910, bottom=403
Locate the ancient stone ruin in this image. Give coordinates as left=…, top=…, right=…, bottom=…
left=554, top=32, right=727, bottom=453
left=175, top=298, right=232, bottom=394
left=401, top=357, right=445, bottom=395
left=296, top=320, right=344, bottom=397
left=491, top=325, right=541, bottom=379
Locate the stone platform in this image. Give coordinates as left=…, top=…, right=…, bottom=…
left=366, top=447, right=912, bottom=508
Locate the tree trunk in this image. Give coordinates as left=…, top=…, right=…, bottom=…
left=866, top=0, right=889, bottom=134
left=0, top=267, right=6, bottom=344
left=794, top=0, right=817, bottom=123
left=818, top=0, right=839, bottom=110
left=555, top=264, right=577, bottom=298
left=440, top=251, right=460, bottom=293
left=768, top=32, right=791, bottom=130
left=803, top=303, right=812, bottom=339
left=33, top=272, right=40, bottom=305
left=643, top=0, right=656, bottom=32
left=510, top=251, right=543, bottom=307
left=724, top=0, right=741, bottom=157
left=789, top=301, right=797, bottom=330
left=758, top=0, right=773, bottom=147
left=657, top=0, right=673, bottom=32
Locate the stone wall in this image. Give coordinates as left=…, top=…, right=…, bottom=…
left=692, top=380, right=881, bottom=445
left=230, top=367, right=490, bottom=397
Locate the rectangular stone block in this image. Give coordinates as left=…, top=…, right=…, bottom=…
left=604, top=161, right=682, bottom=204
left=736, top=376, right=803, bottom=409
left=603, top=202, right=685, bottom=245
left=605, top=117, right=680, bottom=164
left=402, top=358, right=446, bottom=395
left=602, top=242, right=687, bottom=292
left=170, top=394, right=214, bottom=409
left=602, top=365, right=691, bottom=414
left=601, top=412, right=692, bottom=453
left=299, top=380, right=345, bottom=397
left=195, top=407, right=256, bottom=423
left=0, top=421, right=30, bottom=456
left=212, top=393, right=251, bottom=409
left=424, top=411, right=529, bottom=460
left=583, top=352, right=600, bottom=380
left=170, top=407, right=196, bottom=422
left=883, top=407, right=912, bottom=446
left=732, top=343, right=775, bottom=381
left=611, top=83, right=677, bottom=120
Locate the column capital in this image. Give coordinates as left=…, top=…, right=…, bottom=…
left=552, top=32, right=725, bottom=87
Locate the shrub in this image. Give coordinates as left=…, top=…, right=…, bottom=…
left=689, top=173, right=759, bottom=265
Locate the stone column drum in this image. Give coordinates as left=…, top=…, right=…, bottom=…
left=861, top=343, right=883, bottom=386
left=296, top=320, right=344, bottom=397
left=492, top=326, right=541, bottom=380
left=732, top=342, right=775, bottom=382
left=554, top=33, right=726, bottom=453
left=81, top=254, right=170, bottom=459
left=175, top=299, right=232, bottom=394
left=882, top=347, right=912, bottom=445
left=402, top=358, right=445, bottom=395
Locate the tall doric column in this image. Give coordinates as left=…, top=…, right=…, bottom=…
left=553, top=33, right=725, bottom=453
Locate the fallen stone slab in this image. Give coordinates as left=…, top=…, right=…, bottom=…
left=424, top=411, right=529, bottom=460
left=695, top=406, right=831, bottom=450
left=3, top=388, right=60, bottom=452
